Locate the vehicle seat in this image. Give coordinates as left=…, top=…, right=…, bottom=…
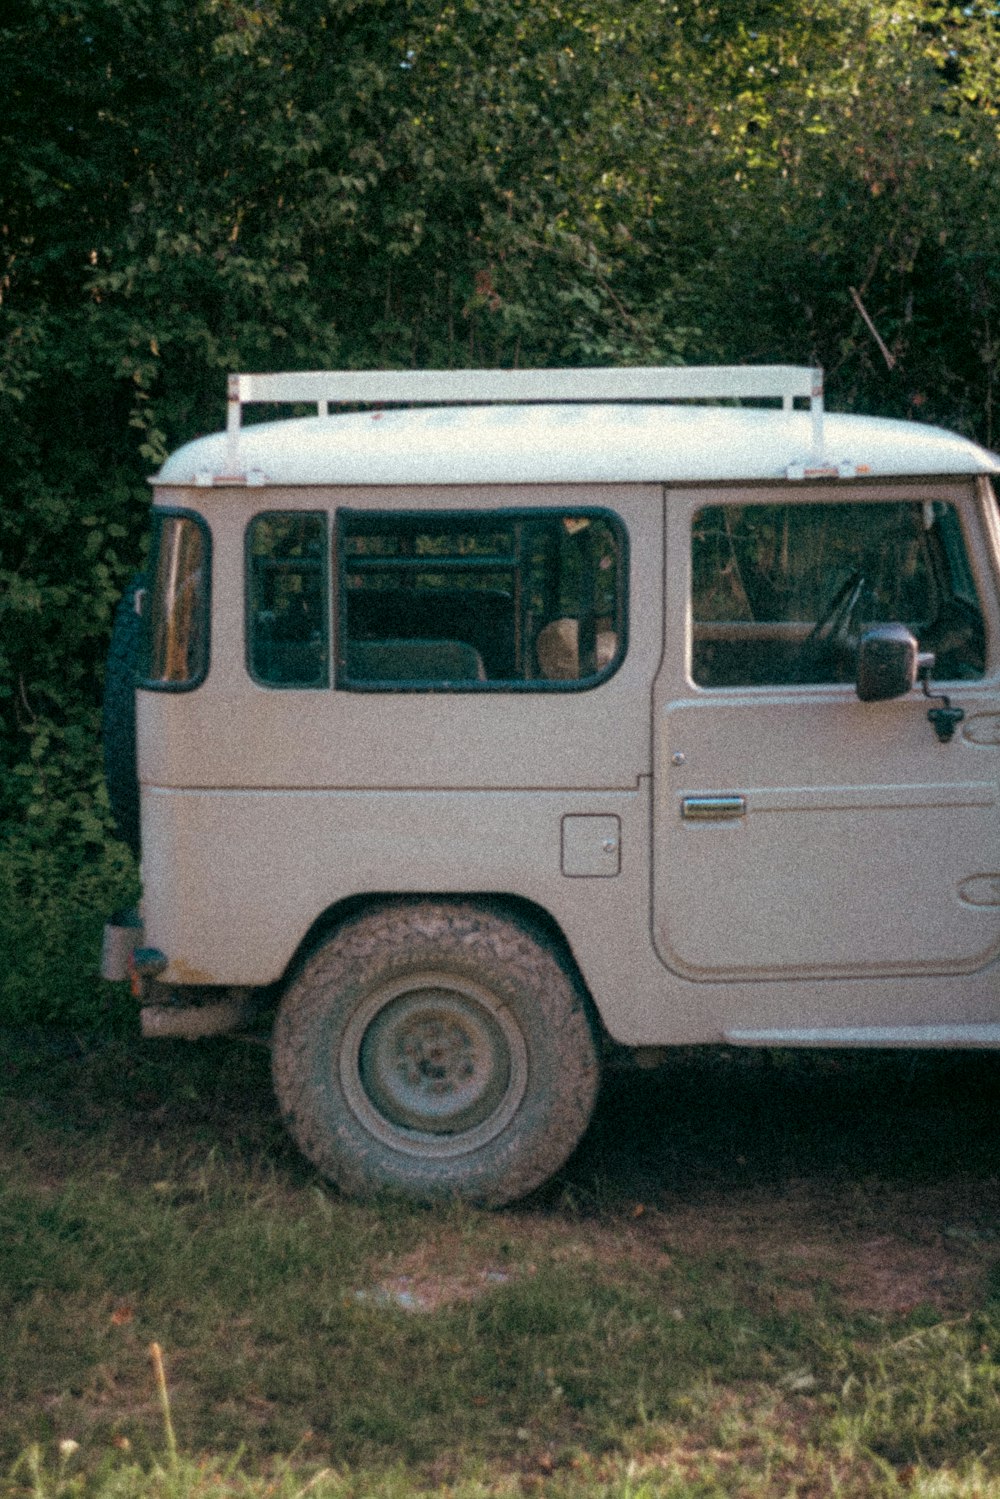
left=346, top=637, right=487, bottom=682
left=535, top=618, right=617, bottom=679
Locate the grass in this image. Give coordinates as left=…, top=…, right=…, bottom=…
left=0, top=1029, right=998, bottom=1497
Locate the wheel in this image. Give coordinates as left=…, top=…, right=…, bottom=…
left=102, top=574, right=145, bottom=856
left=272, top=902, right=601, bottom=1205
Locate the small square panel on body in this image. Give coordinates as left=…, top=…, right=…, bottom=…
left=561, top=814, right=621, bottom=877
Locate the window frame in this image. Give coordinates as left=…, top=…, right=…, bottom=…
left=136, top=506, right=212, bottom=694
left=335, top=505, right=629, bottom=693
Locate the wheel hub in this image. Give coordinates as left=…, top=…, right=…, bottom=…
left=360, top=986, right=512, bottom=1134
left=341, top=972, right=529, bottom=1156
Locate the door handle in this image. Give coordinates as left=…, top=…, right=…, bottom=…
left=681, top=795, right=746, bottom=820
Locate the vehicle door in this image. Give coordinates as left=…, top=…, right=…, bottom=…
left=652, top=482, right=1000, bottom=999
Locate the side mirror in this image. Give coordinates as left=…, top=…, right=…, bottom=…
left=856, top=624, right=923, bottom=702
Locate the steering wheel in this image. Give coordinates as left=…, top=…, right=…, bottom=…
left=799, top=570, right=868, bottom=682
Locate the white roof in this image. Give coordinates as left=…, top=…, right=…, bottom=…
left=155, top=366, right=999, bottom=488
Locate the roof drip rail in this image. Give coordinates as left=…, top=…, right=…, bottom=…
left=224, top=365, right=825, bottom=477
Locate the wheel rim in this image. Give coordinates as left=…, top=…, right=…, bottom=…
left=340, top=973, right=529, bottom=1157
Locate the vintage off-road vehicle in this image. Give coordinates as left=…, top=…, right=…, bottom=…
left=102, top=365, right=1000, bottom=1203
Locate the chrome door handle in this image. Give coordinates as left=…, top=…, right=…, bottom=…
left=681, top=795, right=746, bottom=820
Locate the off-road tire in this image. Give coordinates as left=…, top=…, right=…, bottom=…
left=272, top=901, right=600, bottom=1206
left=102, top=574, right=144, bottom=856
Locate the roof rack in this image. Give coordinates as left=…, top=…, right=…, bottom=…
left=223, top=365, right=825, bottom=475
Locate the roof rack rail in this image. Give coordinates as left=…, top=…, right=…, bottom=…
left=224, top=365, right=825, bottom=474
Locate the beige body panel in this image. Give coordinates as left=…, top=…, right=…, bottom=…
left=141, top=774, right=1000, bottom=1044
left=655, top=694, right=1000, bottom=977
left=140, top=783, right=663, bottom=1019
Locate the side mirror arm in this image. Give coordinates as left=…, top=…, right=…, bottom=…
left=919, top=656, right=965, bottom=744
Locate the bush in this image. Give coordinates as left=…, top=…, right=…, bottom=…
left=0, top=813, right=137, bottom=1029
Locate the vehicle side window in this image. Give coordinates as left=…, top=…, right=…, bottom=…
left=247, top=513, right=329, bottom=687
left=337, top=509, right=626, bottom=690
left=691, top=499, right=985, bottom=687
left=138, top=510, right=210, bottom=690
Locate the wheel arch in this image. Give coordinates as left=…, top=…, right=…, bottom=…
left=277, top=891, right=607, bottom=1041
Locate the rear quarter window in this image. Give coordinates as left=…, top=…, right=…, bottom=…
left=137, top=509, right=210, bottom=690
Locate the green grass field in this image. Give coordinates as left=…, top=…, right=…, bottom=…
left=1, top=1031, right=998, bottom=1498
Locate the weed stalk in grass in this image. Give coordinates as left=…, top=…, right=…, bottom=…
left=23, top=1445, right=43, bottom=1499
left=150, top=1342, right=179, bottom=1474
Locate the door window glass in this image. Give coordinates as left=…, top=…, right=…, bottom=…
left=691, top=499, right=985, bottom=687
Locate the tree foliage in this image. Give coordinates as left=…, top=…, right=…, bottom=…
left=1, top=0, right=999, bottom=1017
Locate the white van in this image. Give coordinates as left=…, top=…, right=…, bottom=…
left=102, top=366, right=1000, bottom=1203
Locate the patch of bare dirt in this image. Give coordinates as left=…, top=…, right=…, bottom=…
left=621, top=1185, right=997, bottom=1315
left=356, top=1263, right=515, bottom=1312
left=357, top=1183, right=995, bottom=1317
